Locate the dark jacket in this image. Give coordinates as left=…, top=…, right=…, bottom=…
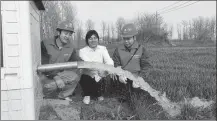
left=112, top=41, right=152, bottom=77
left=41, top=36, right=81, bottom=78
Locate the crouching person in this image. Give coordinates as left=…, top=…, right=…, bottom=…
left=79, top=30, right=114, bottom=104
left=41, top=21, right=81, bottom=101
left=110, top=23, right=153, bottom=105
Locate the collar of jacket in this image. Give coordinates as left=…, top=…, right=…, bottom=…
left=49, top=36, right=72, bottom=49
left=120, top=41, right=139, bottom=50
left=86, top=45, right=100, bottom=51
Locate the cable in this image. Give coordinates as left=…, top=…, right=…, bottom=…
left=156, top=1, right=182, bottom=12
left=159, top=1, right=200, bottom=14
left=158, top=1, right=192, bottom=14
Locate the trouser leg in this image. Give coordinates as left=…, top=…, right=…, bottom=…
left=58, top=83, right=78, bottom=98
left=110, top=76, right=128, bottom=101
left=79, top=74, right=105, bottom=98
left=95, top=78, right=104, bottom=97
left=57, top=71, right=80, bottom=98
left=79, top=74, right=97, bottom=96
left=41, top=75, right=59, bottom=98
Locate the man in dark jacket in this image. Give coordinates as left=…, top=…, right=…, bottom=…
left=110, top=23, right=153, bottom=103
left=41, top=21, right=81, bottom=101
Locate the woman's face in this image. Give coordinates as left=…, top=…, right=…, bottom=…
left=88, top=34, right=98, bottom=48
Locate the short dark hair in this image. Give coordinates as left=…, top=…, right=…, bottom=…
left=85, top=30, right=99, bottom=45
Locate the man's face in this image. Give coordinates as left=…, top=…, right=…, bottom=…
left=59, top=30, right=73, bottom=44
left=123, top=36, right=135, bottom=48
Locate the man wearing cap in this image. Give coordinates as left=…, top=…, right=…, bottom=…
left=41, top=21, right=81, bottom=101
left=110, top=23, right=153, bottom=102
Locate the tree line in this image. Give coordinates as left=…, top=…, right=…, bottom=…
left=40, top=1, right=216, bottom=48
left=177, top=16, right=216, bottom=41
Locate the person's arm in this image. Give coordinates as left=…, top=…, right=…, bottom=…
left=68, top=49, right=83, bottom=62
left=40, top=41, right=58, bottom=77
left=42, top=40, right=61, bottom=78
left=41, top=41, right=49, bottom=65
left=66, top=49, right=83, bottom=75
left=112, top=48, right=122, bottom=67
left=110, top=48, right=123, bottom=81
left=102, top=47, right=114, bottom=66
left=41, top=39, right=66, bottom=88
left=139, top=46, right=152, bottom=77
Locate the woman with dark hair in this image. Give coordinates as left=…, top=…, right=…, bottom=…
left=79, top=30, right=114, bottom=104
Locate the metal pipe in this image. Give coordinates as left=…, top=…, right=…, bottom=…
left=37, top=61, right=78, bottom=72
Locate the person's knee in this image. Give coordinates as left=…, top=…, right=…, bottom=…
left=67, top=73, right=80, bottom=84
left=75, top=73, right=81, bottom=81
left=43, top=78, right=57, bottom=90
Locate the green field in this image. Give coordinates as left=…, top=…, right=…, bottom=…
left=80, top=47, right=216, bottom=120
left=40, top=46, right=216, bottom=120
left=143, top=47, right=216, bottom=102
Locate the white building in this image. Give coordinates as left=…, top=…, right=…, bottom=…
left=1, top=1, right=45, bottom=120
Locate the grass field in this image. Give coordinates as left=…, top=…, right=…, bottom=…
left=143, top=47, right=216, bottom=102
left=40, top=46, right=216, bottom=120
left=80, top=46, right=216, bottom=120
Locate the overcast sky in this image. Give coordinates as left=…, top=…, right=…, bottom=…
left=71, top=1, right=216, bottom=39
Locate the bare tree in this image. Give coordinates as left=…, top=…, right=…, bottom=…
left=167, top=24, right=173, bottom=39
left=209, top=16, right=216, bottom=40
left=85, top=19, right=94, bottom=32
left=178, top=16, right=216, bottom=41
left=107, top=24, right=111, bottom=44
left=111, top=23, right=115, bottom=42
left=58, top=1, right=77, bottom=25
left=41, top=1, right=60, bottom=40
left=177, top=23, right=182, bottom=40
left=134, top=12, right=166, bottom=43
left=74, top=20, right=84, bottom=49
left=40, top=1, right=77, bottom=40
left=116, top=17, right=125, bottom=41
left=101, top=21, right=106, bottom=43
left=182, top=20, right=188, bottom=40
left=188, top=20, right=193, bottom=40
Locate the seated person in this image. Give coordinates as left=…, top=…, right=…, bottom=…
left=79, top=30, right=114, bottom=104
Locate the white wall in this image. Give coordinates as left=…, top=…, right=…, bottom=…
left=29, top=1, right=43, bottom=119
left=1, top=1, right=24, bottom=120
left=1, top=1, right=43, bottom=120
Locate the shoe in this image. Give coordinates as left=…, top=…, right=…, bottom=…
left=58, top=95, right=73, bottom=102
left=83, top=96, right=90, bottom=104
left=98, top=96, right=104, bottom=101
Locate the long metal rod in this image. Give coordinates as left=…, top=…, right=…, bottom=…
left=37, top=61, right=78, bottom=72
